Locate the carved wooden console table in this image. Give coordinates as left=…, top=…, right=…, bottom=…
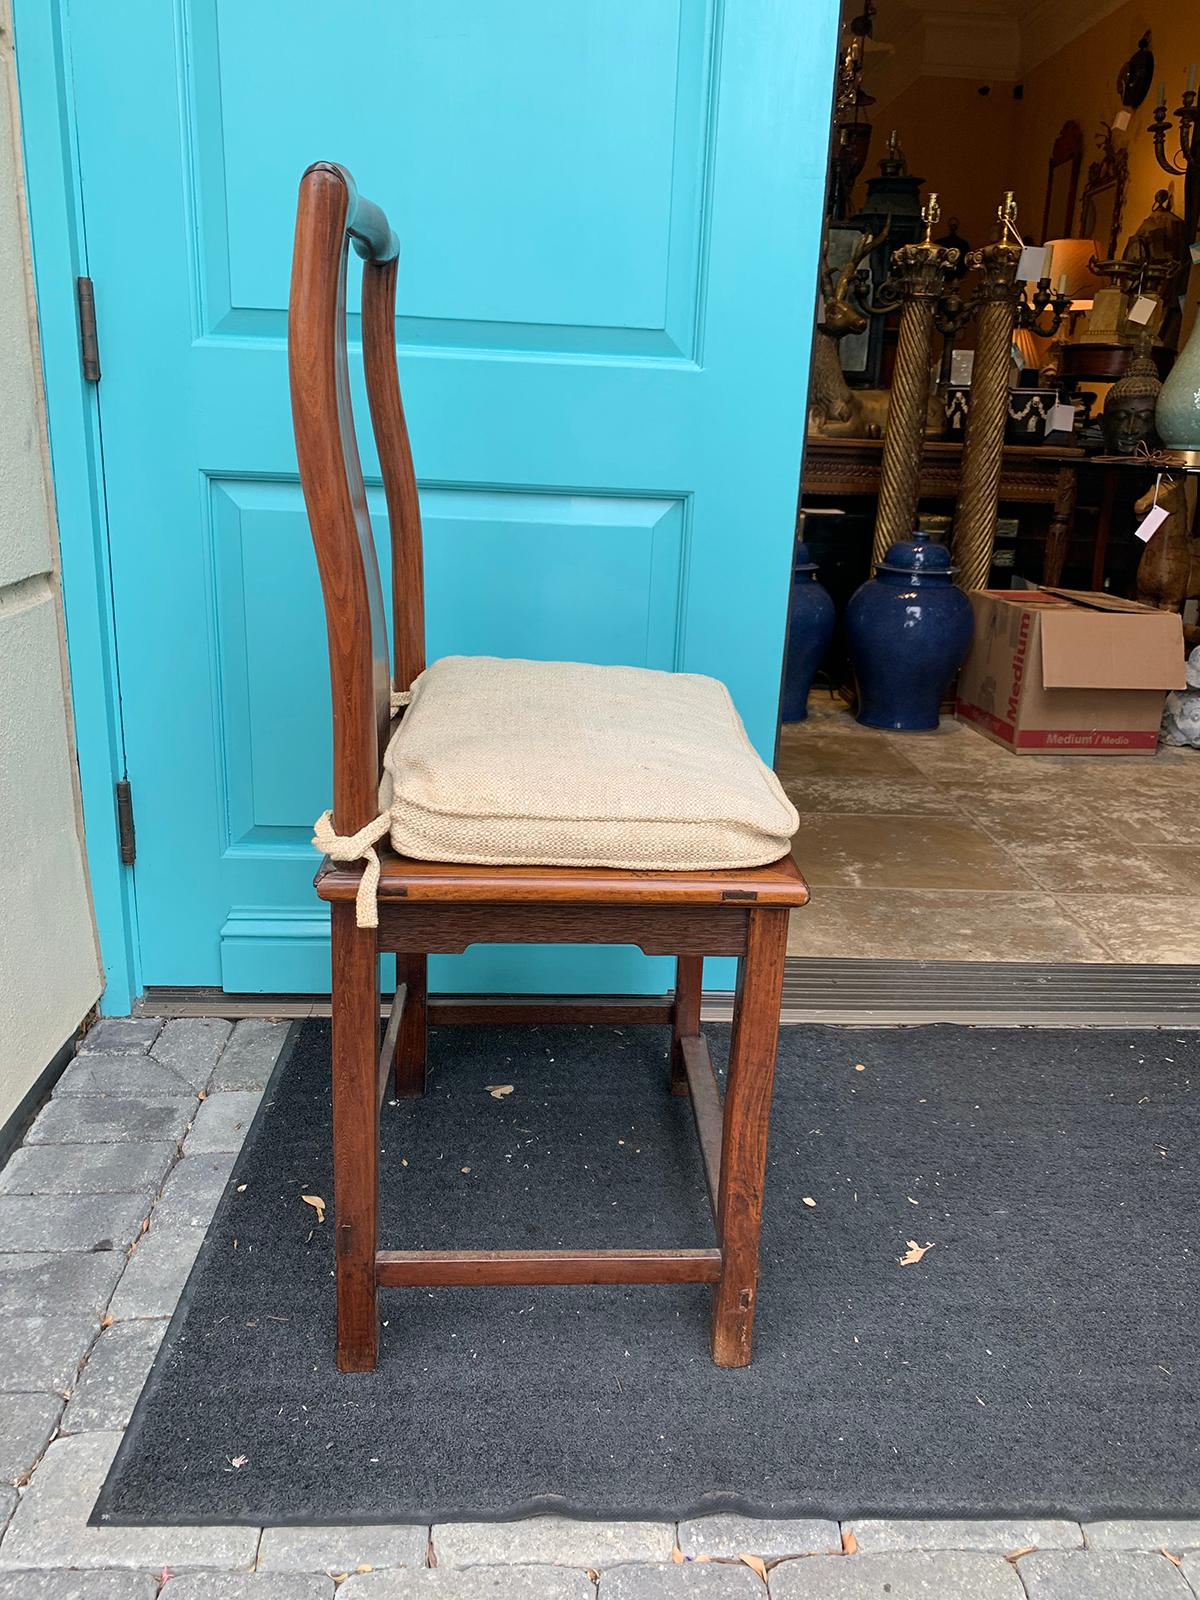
left=802, top=437, right=1086, bottom=585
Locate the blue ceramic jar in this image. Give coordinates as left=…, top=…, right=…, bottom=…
left=845, top=530, right=974, bottom=731
left=781, top=541, right=835, bottom=722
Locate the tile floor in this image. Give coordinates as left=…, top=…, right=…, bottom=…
left=779, top=696, right=1200, bottom=964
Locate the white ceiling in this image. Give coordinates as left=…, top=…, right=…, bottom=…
left=858, top=0, right=1135, bottom=105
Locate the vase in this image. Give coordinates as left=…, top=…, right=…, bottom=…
left=845, top=530, right=974, bottom=731
left=1156, top=310, right=1200, bottom=460
left=1005, top=388, right=1056, bottom=445
left=780, top=541, right=835, bottom=722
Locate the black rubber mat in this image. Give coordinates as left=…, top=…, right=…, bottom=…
left=95, top=1019, right=1200, bottom=1525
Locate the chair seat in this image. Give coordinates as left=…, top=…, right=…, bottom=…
left=316, top=846, right=810, bottom=907
left=380, top=655, right=799, bottom=874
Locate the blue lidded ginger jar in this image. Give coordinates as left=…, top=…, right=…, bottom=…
left=845, top=530, right=974, bottom=731
left=781, top=540, right=836, bottom=722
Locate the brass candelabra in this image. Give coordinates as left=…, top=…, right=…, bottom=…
left=1148, top=73, right=1199, bottom=239
left=1015, top=277, right=1072, bottom=339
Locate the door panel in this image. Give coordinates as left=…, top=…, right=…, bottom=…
left=63, top=0, right=835, bottom=993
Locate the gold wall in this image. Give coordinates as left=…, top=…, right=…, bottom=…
left=868, top=78, right=1020, bottom=260
left=869, top=1, right=1197, bottom=332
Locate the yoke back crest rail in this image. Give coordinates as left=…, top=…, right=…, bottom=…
left=288, top=161, right=424, bottom=840
left=287, top=161, right=808, bottom=1373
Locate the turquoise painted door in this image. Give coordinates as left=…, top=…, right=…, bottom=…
left=60, top=0, right=834, bottom=995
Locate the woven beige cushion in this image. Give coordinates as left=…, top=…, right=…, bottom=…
left=381, top=655, right=798, bottom=870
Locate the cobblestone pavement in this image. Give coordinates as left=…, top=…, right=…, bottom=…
left=1, top=1017, right=1197, bottom=1597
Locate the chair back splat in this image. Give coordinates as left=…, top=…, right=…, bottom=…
left=288, top=161, right=424, bottom=838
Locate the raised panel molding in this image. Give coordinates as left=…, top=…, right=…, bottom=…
left=182, top=0, right=720, bottom=359
left=207, top=476, right=687, bottom=856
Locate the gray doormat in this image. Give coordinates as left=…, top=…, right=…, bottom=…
left=95, top=1019, right=1200, bottom=1526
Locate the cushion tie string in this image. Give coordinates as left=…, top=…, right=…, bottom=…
left=390, top=687, right=413, bottom=716
left=311, top=809, right=391, bottom=930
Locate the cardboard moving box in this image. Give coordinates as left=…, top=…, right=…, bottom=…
left=956, top=588, right=1185, bottom=755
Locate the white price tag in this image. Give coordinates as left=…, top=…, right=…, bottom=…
left=1135, top=503, right=1170, bottom=543
left=1017, top=245, right=1049, bottom=282
left=1113, top=108, right=1132, bottom=131
left=1128, top=295, right=1157, bottom=325
left=1047, top=402, right=1077, bottom=433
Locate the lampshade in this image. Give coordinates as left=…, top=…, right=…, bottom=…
left=1044, top=238, right=1105, bottom=308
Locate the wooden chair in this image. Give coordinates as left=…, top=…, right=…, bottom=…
left=288, top=162, right=809, bottom=1373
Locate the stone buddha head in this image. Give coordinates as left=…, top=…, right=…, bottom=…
left=1102, top=343, right=1161, bottom=455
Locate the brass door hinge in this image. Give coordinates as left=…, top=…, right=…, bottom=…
left=115, top=779, right=135, bottom=865
left=76, top=277, right=101, bottom=381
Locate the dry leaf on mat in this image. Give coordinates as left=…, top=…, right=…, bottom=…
left=301, top=1194, right=326, bottom=1224
left=898, top=1239, right=934, bottom=1266
left=671, top=1548, right=685, bottom=1564
left=802, top=1196, right=817, bottom=1208
left=1006, top=1546, right=1036, bottom=1563
left=1163, top=1550, right=1183, bottom=1568
left=854, top=1063, right=865, bottom=1072
left=485, top=1084, right=514, bottom=1098
left=229, top=1455, right=248, bottom=1469
left=738, top=1554, right=768, bottom=1581
left=842, top=1529, right=858, bottom=1555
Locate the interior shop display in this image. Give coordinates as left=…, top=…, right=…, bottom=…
left=870, top=195, right=960, bottom=564
left=951, top=194, right=1025, bottom=591
left=1117, top=32, right=1156, bottom=112
left=846, top=531, right=974, bottom=732
left=810, top=223, right=891, bottom=437
left=1148, top=63, right=1199, bottom=246
left=1134, top=472, right=1200, bottom=632
left=828, top=0, right=877, bottom=221
left=781, top=531, right=836, bottom=722
left=1042, top=121, right=1083, bottom=241
left=1005, top=389, right=1060, bottom=445
left=957, top=588, right=1185, bottom=755
left=1156, top=308, right=1200, bottom=460
left=934, top=217, right=971, bottom=280
left=1102, top=332, right=1163, bottom=455
left=1162, top=645, right=1200, bottom=746
left=846, top=134, right=936, bottom=386
left=1124, top=190, right=1190, bottom=348
left=933, top=285, right=975, bottom=419
left=1086, top=249, right=1174, bottom=346
left=1079, top=122, right=1129, bottom=259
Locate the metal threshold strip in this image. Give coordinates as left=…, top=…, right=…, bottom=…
left=769, top=958, right=1200, bottom=1028
left=143, top=961, right=1200, bottom=1029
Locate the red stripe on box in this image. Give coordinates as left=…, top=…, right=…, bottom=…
left=1014, top=728, right=1160, bottom=752
left=955, top=700, right=1015, bottom=743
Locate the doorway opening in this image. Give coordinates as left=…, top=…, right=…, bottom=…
left=776, top=0, right=1200, bottom=1010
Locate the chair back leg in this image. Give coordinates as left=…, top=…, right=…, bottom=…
left=710, top=907, right=789, bottom=1367
left=393, top=954, right=429, bottom=1097
left=671, top=955, right=704, bottom=1096
left=331, top=902, right=382, bottom=1370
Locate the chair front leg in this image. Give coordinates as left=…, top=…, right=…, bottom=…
left=670, top=955, right=703, bottom=1096
left=711, top=907, right=788, bottom=1368
left=331, top=902, right=380, bottom=1371
left=393, top=953, right=428, bottom=1097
